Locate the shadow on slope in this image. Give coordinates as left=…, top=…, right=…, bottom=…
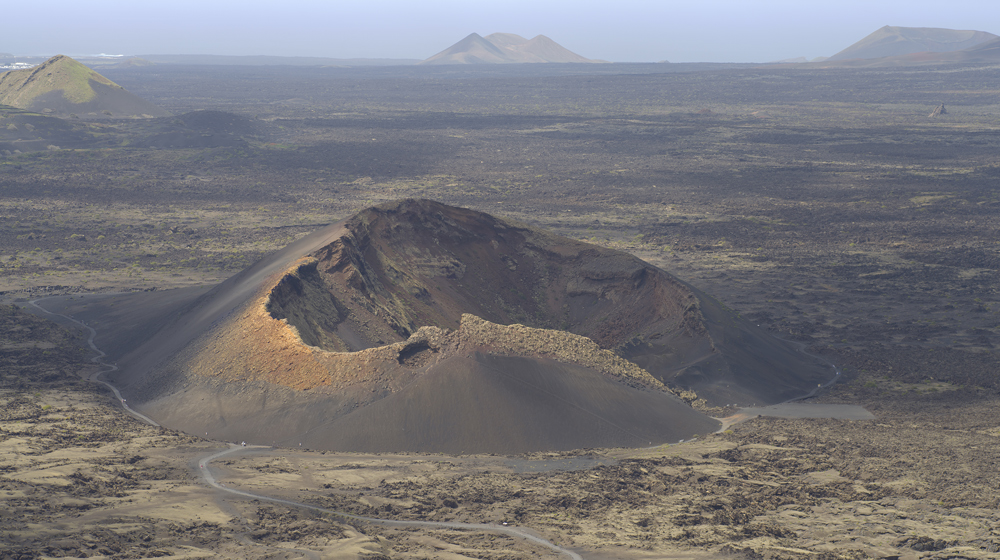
left=103, top=200, right=830, bottom=453
left=306, top=353, right=718, bottom=454
left=264, top=199, right=831, bottom=405
left=27, top=81, right=170, bottom=119
left=0, top=55, right=169, bottom=118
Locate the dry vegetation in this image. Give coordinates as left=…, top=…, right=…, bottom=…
left=2, top=62, right=1000, bottom=558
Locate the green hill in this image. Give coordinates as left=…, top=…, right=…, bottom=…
left=0, top=54, right=169, bottom=118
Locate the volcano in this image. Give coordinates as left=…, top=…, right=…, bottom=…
left=829, top=26, right=997, bottom=61
left=421, top=33, right=595, bottom=64
left=111, top=200, right=831, bottom=453
left=0, top=55, right=168, bottom=118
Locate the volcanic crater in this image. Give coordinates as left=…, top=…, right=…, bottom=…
left=117, top=199, right=830, bottom=453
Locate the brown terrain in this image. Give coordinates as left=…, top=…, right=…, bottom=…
left=2, top=57, right=1000, bottom=559
left=90, top=199, right=829, bottom=454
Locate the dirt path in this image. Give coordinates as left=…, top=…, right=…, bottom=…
left=29, top=297, right=160, bottom=427
left=200, top=445, right=585, bottom=560
left=778, top=334, right=843, bottom=400
left=712, top=336, right=852, bottom=432
left=31, top=296, right=585, bottom=560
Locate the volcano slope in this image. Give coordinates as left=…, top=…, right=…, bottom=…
left=112, top=199, right=829, bottom=454
left=0, top=55, right=169, bottom=118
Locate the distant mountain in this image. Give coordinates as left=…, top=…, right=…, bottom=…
left=848, top=36, right=1000, bottom=67
left=422, top=32, right=596, bottom=64
left=829, top=26, right=998, bottom=61
left=421, top=33, right=510, bottom=64
left=0, top=55, right=169, bottom=118
left=959, top=36, right=1000, bottom=60
left=779, top=35, right=1000, bottom=69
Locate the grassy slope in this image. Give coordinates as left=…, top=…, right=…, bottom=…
left=0, top=55, right=121, bottom=108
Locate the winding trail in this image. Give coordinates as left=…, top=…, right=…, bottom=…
left=200, top=445, right=584, bottom=559
left=29, top=297, right=159, bottom=427
left=714, top=335, right=844, bottom=432
left=779, top=335, right=842, bottom=402
left=29, top=296, right=583, bottom=560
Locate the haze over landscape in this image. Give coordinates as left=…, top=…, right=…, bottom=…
left=4, top=2, right=1000, bottom=559
left=4, top=0, right=1000, bottom=62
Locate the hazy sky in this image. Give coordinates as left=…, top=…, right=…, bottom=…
left=5, top=0, right=999, bottom=62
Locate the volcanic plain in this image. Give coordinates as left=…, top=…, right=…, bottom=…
left=2, top=61, right=1000, bottom=559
